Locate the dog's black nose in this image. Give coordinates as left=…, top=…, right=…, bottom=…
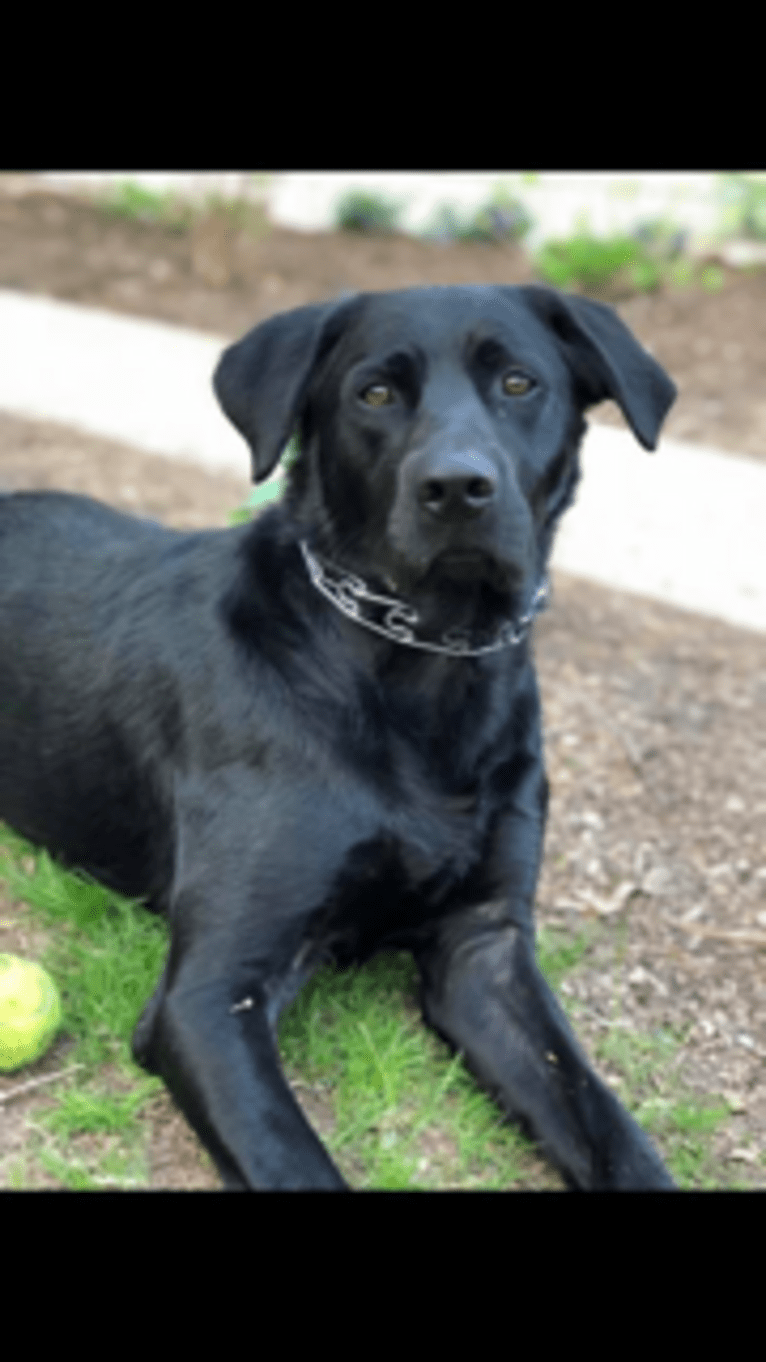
left=418, top=452, right=498, bottom=521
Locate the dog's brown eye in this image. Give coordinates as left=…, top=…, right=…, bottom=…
left=502, top=372, right=532, bottom=396
left=361, top=384, right=393, bottom=407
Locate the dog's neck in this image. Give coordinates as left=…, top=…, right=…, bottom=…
left=299, top=541, right=548, bottom=657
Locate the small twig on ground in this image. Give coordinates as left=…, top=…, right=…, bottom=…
left=608, top=723, right=645, bottom=778
left=675, top=923, right=766, bottom=948
left=0, top=1063, right=84, bottom=1104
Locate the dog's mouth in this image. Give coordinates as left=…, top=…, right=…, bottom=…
left=427, top=546, right=520, bottom=592
left=385, top=543, right=524, bottom=610
left=405, top=547, right=526, bottom=622
left=434, top=547, right=495, bottom=576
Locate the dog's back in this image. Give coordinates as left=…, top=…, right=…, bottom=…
left=1, top=493, right=197, bottom=899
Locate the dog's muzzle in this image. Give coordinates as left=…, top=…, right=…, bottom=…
left=390, top=444, right=533, bottom=588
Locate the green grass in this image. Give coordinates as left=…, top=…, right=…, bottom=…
left=0, top=821, right=743, bottom=1189
left=0, top=823, right=168, bottom=1188
left=0, top=821, right=545, bottom=1189
left=536, top=923, right=595, bottom=989
left=592, top=1026, right=735, bottom=1188
left=277, top=953, right=544, bottom=1189
left=533, top=920, right=742, bottom=1188
left=0, top=827, right=167, bottom=1071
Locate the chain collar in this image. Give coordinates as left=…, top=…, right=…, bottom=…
left=299, top=541, right=548, bottom=657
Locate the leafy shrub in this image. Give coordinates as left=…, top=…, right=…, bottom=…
left=422, top=195, right=533, bottom=245
left=534, top=231, right=640, bottom=291
left=717, top=173, right=766, bottom=242
left=534, top=219, right=693, bottom=295
left=334, top=190, right=402, bottom=235
left=100, top=180, right=191, bottom=231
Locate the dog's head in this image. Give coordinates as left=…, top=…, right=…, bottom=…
left=214, top=286, right=676, bottom=631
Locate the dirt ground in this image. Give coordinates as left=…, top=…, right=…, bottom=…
left=0, top=179, right=765, bottom=1190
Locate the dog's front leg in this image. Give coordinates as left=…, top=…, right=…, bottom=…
left=134, top=942, right=347, bottom=1190
left=417, top=916, right=674, bottom=1189
left=131, top=769, right=349, bottom=1190
left=417, top=736, right=674, bottom=1189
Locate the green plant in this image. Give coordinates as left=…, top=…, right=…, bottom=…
left=98, top=179, right=192, bottom=231
left=422, top=193, right=533, bottom=245
left=534, top=229, right=641, bottom=292
left=227, top=436, right=300, bottom=524
left=97, top=180, right=270, bottom=243
left=665, top=256, right=697, bottom=289
left=631, top=217, right=688, bottom=259
left=532, top=216, right=706, bottom=297
left=477, top=192, right=534, bottom=242
left=228, top=480, right=282, bottom=523
left=718, top=173, right=766, bottom=241
left=334, top=189, right=402, bottom=235
left=700, top=262, right=725, bottom=292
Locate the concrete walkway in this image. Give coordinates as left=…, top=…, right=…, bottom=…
left=1, top=288, right=764, bottom=634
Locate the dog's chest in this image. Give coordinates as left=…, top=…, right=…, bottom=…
left=314, top=772, right=497, bottom=962
left=393, top=783, right=489, bottom=883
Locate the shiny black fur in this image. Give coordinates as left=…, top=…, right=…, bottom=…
left=0, top=286, right=677, bottom=1188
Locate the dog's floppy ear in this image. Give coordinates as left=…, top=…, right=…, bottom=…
left=214, top=296, right=359, bottom=481
left=519, top=285, right=677, bottom=450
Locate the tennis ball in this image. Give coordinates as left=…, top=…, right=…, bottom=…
left=0, top=954, right=62, bottom=1072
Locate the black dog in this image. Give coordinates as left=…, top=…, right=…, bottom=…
left=0, top=285, right=677, bottom=1190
